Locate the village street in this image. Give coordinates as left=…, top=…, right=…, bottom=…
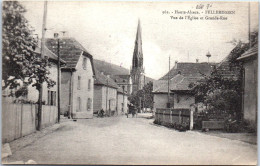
left=3, top=114, right=257, bottom=165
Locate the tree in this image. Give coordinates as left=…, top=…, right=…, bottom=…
left=189, top=31, right=258, bottom=120
left=2, top=1, right=55, bottom=98
left=128, top=81, right=154, bottom=109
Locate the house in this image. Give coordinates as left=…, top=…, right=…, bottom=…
left=112, top=75, right=132, bottom=95
left=153, top=62, right=215, bottom=110
left=237, top=44, right=258, bottom=128
left=2, top=46, right=66, bottom=142
left=93, top=71, right=119, bottom=115
left=46, top=38, right=95, bottom=119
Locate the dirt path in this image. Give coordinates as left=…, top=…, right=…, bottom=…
left=3, top=116, right=257, bottom=165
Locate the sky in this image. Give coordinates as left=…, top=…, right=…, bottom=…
left=20, top=1, right=258, bottom=80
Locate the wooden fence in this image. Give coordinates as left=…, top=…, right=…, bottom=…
left=155, top=108, right=191, bottom=127
left=2, top=99, right=58, bottom=143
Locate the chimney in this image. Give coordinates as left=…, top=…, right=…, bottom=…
left=196, top=59, right=199, bottom=63
left=101, top=72, right=104, bottom=75
left=174, top=61, right=178, bottom=69
left=61, top=31, right=66, bottom=37
left=107, top=75, right=110, bottom=78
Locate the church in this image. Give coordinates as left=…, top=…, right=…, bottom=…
left=130, top=19, right=146, bottom=93
left=111, top=19, right=147, bottom=95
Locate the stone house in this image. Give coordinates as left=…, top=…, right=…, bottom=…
left=237, top=44, right=258, bottom=128
left=46, top=38, right=95, bottom=119
left=93, top=71, right=119, bottom=115
left=153, top=62, right=215, bottom=110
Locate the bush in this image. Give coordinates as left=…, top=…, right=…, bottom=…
left=153, top=119, right=161, bottom=125
left=224, top=119, right=257, bottom=133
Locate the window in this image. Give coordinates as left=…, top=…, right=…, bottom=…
left=77, top=76, right=81, bottom=90
left=48, top=90, right=56, bottom=106
left=88, top=79, right=91, bottom=90
left=77, top=97, right=81, bottom=112
left=83, top=57, right=87, bottom=70
left=87, top=98, right=92, bottom=111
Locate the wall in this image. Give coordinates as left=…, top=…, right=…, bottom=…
left=117, top=93, right=124, bottom=114
left=2, top=98, right=57, bottom=143
left=101, top=86, right=117, bottom=114
left=123, top=95, right=128, bottom=113
left=93, top=85, right=103, bottom=113
left=117, top=93, right=128, bottom=114
left=174, top=93, right=195, bottom=109
left=243, top=58, right=257, bottom=128
left=155, top=108, right=191, bottom=126
left=153, top=93, right=174, bottom=109
left=27, top=63, right=58, bottom=105
left=60, top=71, right=71, bottom=115
left=72, top=54, right=94, bottom=119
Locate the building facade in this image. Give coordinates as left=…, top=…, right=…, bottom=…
left=112, top=75, right=132, bottom=95
left=116, top=87, right=128, bottom=114
left=93, top=71, right=119, bottom=115
left=46, top=38, right=95, bottom=119
left=237, top=44, right=258, bottom=128
left=153, top=62, right=214, bottom=111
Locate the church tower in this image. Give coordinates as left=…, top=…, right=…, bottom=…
left=131, top=19, right=145, bottom=93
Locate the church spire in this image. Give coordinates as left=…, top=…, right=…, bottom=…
left=131, top=19, right=145, bottom=93
left=132, top=19, right=143, bottom=69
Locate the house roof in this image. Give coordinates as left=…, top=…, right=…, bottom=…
left=237, top=44, right=258, bottom=61
left=45, top=38, right=95, bottom=76
left=159, top=62, right=216, bottom=80
left=94, top=70, right=119, bottom=89
left=34, top=45, right=66, bottom=64
left=171, top=77, right=202, bottom=92
left=153, top=72, right=203, bottom=93
left=111, top=75, right=131, bottom=84
left=45, top=38, right=91, bottom=67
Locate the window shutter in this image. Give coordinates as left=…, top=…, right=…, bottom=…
left=53, top=91, right=56, bottom=106
left=48, top=91, right=51, bottom=105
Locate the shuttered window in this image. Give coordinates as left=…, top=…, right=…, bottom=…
left=83, top=57, right=87, bottom=70
left=88, top=79, right=91, bottom=90
left=77, top=76, right=81, bottom=90
left=47, top=90, right=56, bottom=106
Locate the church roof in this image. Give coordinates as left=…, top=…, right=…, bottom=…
left=132, top=19, right=143, bottom=69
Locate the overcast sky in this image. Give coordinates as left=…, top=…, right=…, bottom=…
left=21, top=1, right=258, bottom=79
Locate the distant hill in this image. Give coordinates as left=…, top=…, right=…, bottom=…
left=93, top=59, right=130, bottom=75
left=93, top=59, right=154, bottom=83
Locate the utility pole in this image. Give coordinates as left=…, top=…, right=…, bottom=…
left=248, top=2, right=251, bottom=48
left=38, top=1, right=48, bottom=131
left=54, top=33, right=61, bottom=123
left=167, top=56, right=170, bottom=107
left=143, top=75, right=146, bottom=112
left=106, top=78, right=108, bottom=116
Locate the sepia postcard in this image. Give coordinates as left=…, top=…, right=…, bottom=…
left=1, top=0, right=258, bottom=165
